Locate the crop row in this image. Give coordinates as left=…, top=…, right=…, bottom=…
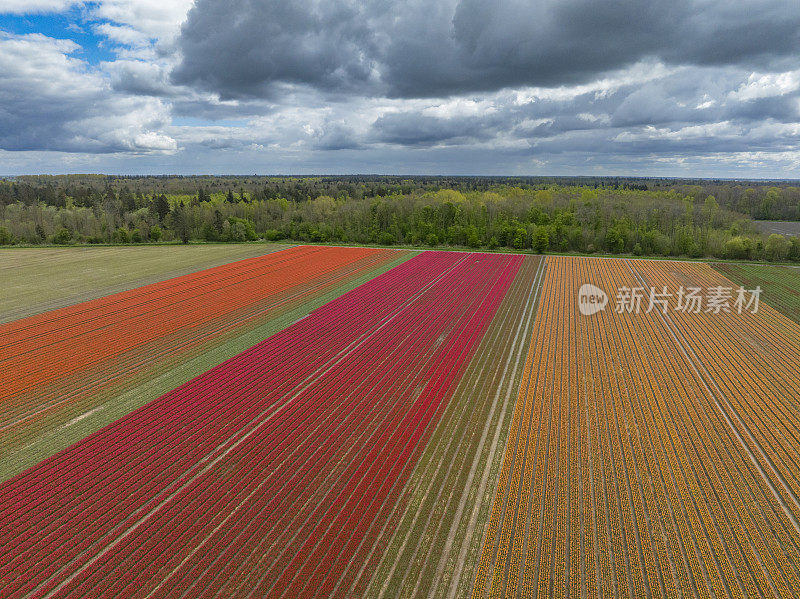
left=0, top=250, right=521, bottom=598
left=471, top=255, right=800, bottom=598
left=0, top=246, right=404, bottom=477
left=363, top=255, right=545, bottom=599
left=0, top=245, right=393, bottom=398
left=712, top=262, right=800, bottom=324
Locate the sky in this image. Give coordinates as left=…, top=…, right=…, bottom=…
left=0, top=0, right=799, bottom=177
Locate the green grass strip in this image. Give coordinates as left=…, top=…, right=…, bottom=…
left=712, top=262, right=800, bottom=324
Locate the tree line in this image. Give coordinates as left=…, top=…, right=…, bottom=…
left=1, top=176, right=799, bottom=262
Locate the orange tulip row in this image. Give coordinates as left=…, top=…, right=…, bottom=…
left=471, top=255, right=800, bottom=599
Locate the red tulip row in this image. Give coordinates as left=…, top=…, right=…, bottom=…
left=0, top=250, right=522, bottom=599
left=0, top=246, right=402, bottom=464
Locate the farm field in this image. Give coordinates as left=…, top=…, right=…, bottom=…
left=366, top=255, right=545, bottom=599
left=0, top=244, right=292, bottom=323
left=2, top=247, right=800, bottom=598
left=472, top=256, right=800, bottom=599
left=0, top=250, right=522, bottom=598
left=0, top=246, right=412, bottom=481
left=713, top=262, right=800, bottom=324
left=753, top=220, right=800, bottom=237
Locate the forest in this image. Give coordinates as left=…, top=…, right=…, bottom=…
left=1, top=175, right=799, bottom=261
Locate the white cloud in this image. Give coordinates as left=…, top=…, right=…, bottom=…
left=613, top=121, right=741, bottom=143
left=0, top=32, right=176, bottom=153
left=132, top=131, right=179, bottom=151
left=512, top=62, right=675, bottom=105
left=91, top=0, right=194, bottom=42
left=93, top=23, right=150, bottom=47
left=0, top=0, right=81, bottom=14
left=421, top=98, right=498, bottom=119
left=577, top=112, right=611, bottom=124
left=729, top=70, right=800, bottom=102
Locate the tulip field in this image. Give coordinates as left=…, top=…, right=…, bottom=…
left=0, top=244, right=293, bottom=323
left=0, top=245, right=411, bottom=481
left=472, top=256, right=800, bottom=599
left=2, top=246, right=800, bottom=598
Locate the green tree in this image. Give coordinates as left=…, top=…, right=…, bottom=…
left=764, top=234, right=790, bottom=261
left=52, top=227, right=72, bottom=245
left=172, top=202, right=191, bottom=244
left=115, top=227, right=131, bottom=243
left=701, top=195, right=719, bottom=226
left=790, top=236, right=800, bottom=260
left=606, top=226, right=625, bottom=253
left=153, top=194, right=170, bottom=222
left=465, top=225, right=481, bottom=248
left=725, top=236, right=753, bottom=259
left=119, top=186, right=136, bottom=212
left=759, top=188, right=779, bottom=220
left=213, top=210, right=225, bottom=237
left=533, top=227, right=549, bottom=253
left=225, top=217, right=257, bottom=242
left=512, top=227, right=527, bottom=250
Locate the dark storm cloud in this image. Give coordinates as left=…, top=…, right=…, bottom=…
left=355, top=62, right=800, bottom=161
left=315, top=123, right=362, bottom=150
left=172, top=0, right=380, bottom=99
left=371, top=112, right=500, bottom=146
left=108, top=61, right=176, bottom=97
left=173, top=0, right=800, bottom=99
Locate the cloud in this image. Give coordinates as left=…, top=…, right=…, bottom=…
left=314, top=122, right=361, bottom=150
left=0, top=33, right=176, bottom=153
left=93, top=22, right=150, bottom=47
left=730, top=70, right=800, bottom=102
left=172, top=0, right=381, bottom=99
left=107, top=59, right=176, bottom=96
left=91, top=0, right=194, bottom=42
left=173, top=0, right=800, bottom=100
left=2, top=0, right=800, bottom=178
left=0, top=0, right=81, bottom=14
left=371, top=112, right=499, bottom=146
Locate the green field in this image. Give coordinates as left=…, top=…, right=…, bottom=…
left=0, top=244, right=292, bottom=322
left=713, top=262, right=800, bottom=323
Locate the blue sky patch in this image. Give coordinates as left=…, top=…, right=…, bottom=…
left=0, top=5, right=115, bottom=65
